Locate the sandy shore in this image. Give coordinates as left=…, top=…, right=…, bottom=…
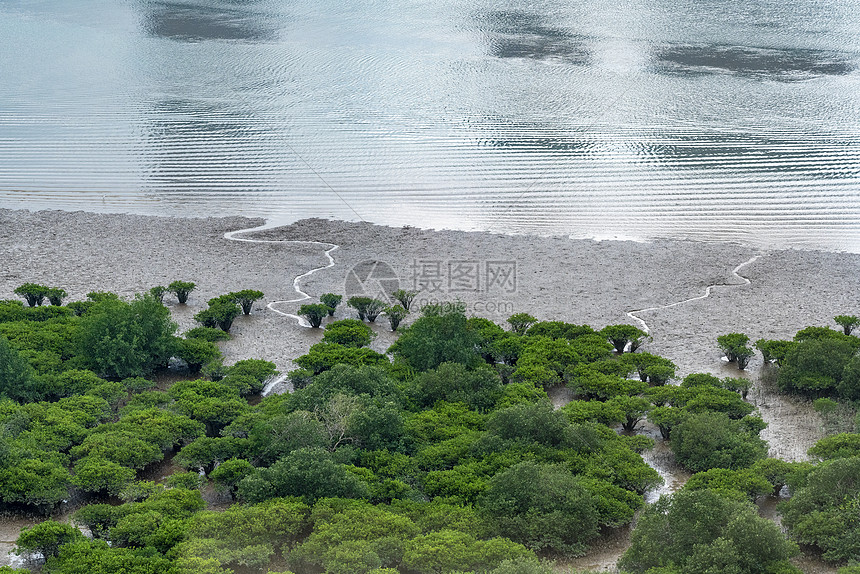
left=1, top=208, right=855, bottom=572
left=3, top=209, right=858, bottom=374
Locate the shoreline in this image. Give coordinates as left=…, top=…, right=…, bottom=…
left=3, top=208, right=860, bottom=380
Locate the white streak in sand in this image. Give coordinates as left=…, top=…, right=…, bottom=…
left=627, top=254, right=763, bottom=334
left=224, top=222, right=340, bottom=394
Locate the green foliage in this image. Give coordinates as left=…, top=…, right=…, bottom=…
left=619, top=352, right=677, bottom=385
left=684, top=467, right=773, bottom=500
left=71, top=456, right=136, bottom=495
left=347, top=297, right=386, bottom=323
left=42, top=539, right=175, bottom=574
left=169, top=379, right=249, bottom=436
left=209, top=459, right=254, bottom=498
left=183, top=327, right=230, bottom=342
left=412, top=362, right=502, bottom=411
left=221, top=359, right=276, bottom=396
left=389, top=307, right=481, bottom=372
left=751, top=458, right=813, bottom=496
left=93, top=407, right=205, bottom=452
left=717, top=332, right=755, bottom=369
left=168, top=281, right=196, bottom=304
left=778, top=337, right=856, bottom=396
left=722, top=376, right=754, bottom=399
left=0, top=334, right=40, bottom=402
left=525, top=321, right=595, bottom=340
left=808, top=433, right=860, bottom=460
left=292, top=501, right=419, bottom=573
left=619, top=489, right=798, bottom=574
left=149, top=286, right=167, bottom=303
left=670, top=412, right=768, bottom=472
left=73, top=504, right=120, bottom=540
left=230, top=289, right=264, bottom=315
left=65, top=300, right=94, bottom=317
left=485, top=401, right=597, bottom=451
left=174, top=498, right=308, bottom=572
left=238, top=448, right=370, bottom=503
left=608, top=395, right=651, bottom=432
left=77, top=294, right=176, bottom=379
left=507, top=313, right=537, bottom=336
left=86, top=291, right=119, bottom=303
left=295, top=342, right=389, bottom=375
left=391, top=289, right=418, bottom=311
left=173, top=338, right=221, bottom=372
left=0, top=458, right=71, bottom=510
left=14, top=283, right=50, bottom=307
left=681, top=373, right=721, bottom=388
left=16, top=519, right=85, bottom=560
left=569, top=368, right=648, bottom=400
left=384, top=305, right=408, bottom=331
left=176, top=436, right=247, bottom=474
left=754, top=338, right=794, bottom=366
left=323, top=319, right=375, bottom=347
left=838, top=355, right=860, bottom=402
left=320, top=293, right=343, bottom=316
left=479, top=461, right=600, bottom=554
left=194, top=301, right=240, bottom=333
left=677, top=386, right=755, bottom=419
left=401, top=530, right=533, bottom=574
left=71, top=430, right=163, bottom=469
left=298, top=303, right=330, bottom=328
left=780, top=456, right=860, bottom=562
left=834, top=314, right=860, bottom=335
left=46, top=288, right=67, bottom=306
left=109, top=488, right=204, bottom=554
left=601, top=324, right=650, bottom=353
left=561, top=400, right=624, bottom=426
left=164, top=471, right=205, bottom=491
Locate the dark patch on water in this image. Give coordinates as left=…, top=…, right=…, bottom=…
left=634, top=131, right=860, bottom=180
left=653, top=43, right=856, bottom=81
left=479, top=10, right=590, bottom=64
left=142, top=0, right=277, bottom=42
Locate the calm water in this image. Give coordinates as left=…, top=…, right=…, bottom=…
left=2, top=0, right=860, bottom=251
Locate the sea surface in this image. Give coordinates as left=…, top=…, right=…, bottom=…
left=1, top=0, right=860, bottom=251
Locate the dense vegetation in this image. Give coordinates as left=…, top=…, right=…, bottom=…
left=3, top=284, right=860, bottom=573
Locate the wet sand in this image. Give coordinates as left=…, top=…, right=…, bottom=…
left=3, top=209, right=859, bottom=382
left=1, top=208, right=857, bottom=571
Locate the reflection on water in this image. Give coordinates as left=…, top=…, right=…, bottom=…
left=480, top=10, right=590, bottom=63
left=655, top=43, right=856, bottom=80
left=1, top=0, right=860, bottom=251
left=142, top=0, right=277, bottom=42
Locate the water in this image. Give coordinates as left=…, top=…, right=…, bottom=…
left=2, top=0, right=860, bottom=251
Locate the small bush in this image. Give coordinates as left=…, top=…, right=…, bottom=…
left=320, top=293, right=343, bottom=316
left=385, top=305, right=408, bottom=331
left=323, top=319, right=375, bottom=347
left=45, top=287, right=67, bottom=306
left=168, top=280, right=196, bottom=304
left=392, top=289, right=419, bottom=311
left=230, top=289, right=264, bottom=315
left=14, top=283, right=49, bottom=307
left=299, top=304, right=330, bottom=328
